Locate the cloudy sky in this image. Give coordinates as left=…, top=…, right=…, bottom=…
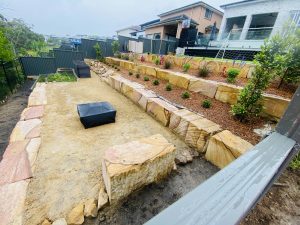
left=0, top=0, right=238, bottom=36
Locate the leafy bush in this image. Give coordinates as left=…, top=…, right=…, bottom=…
left=290, top=152, right=300, bottom=170
left=135, top=73, right=140, bottom=78
left=47, top=73, right=77, bottom=82
left=227, top=68, right=240, bottom=83
left=154, top=58, right=160, bottom=65
left=183, top=63, right=191, bottom=72
left=129, top=71, right=133, bottom=76
left=198, top=65, right=210, bottom=77
left=37, top=75, right=47, bottom=82
left=111, top=40, right=120, bottom=55
left=116, top=53, right=121, bottom=59
left=93, top=43, right=103, bottom=61
left=164, top=61, right=172, bottom=69
left=123, top=55, right=129, bottom=60
left=153, top=79, right=159, bottom=85
left=181, top=91, right=190, bottom=99
left=202, top=99, right=212, bottom=108
left=144, top=76, right=149, bottom=81
left=165, top=83, right=172, bottom=91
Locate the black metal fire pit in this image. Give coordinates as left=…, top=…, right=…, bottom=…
left=77, top=102, right=116, bottom=128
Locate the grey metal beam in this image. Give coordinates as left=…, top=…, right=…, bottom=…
left=144, top=132, right=295, bottom=225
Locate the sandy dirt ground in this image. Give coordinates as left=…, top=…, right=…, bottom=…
left=0, top=80, right=34, bottom=159
left=22, top=73, right=217, bottom=224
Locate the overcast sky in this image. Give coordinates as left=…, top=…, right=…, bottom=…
left=0, top=0, right=238, bottom=36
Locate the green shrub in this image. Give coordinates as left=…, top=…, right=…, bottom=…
left=164, top=61, right=172, bottom=69
left=181, top=91, right=190, bottom=99
left=116, top=53, right=121, bottom=59
left=111, top=40, right=120, bottom=55
left=202, top=99, right=212, bottom=108
left=183, top=63, right=191, bottom=72
left=93, top=43, right=103, bottom=61
left=129, top=71, right=133, bottom=76
left=290, top=152, right=300, bottom=170
left=37, top=75, right=47, bottom=82
left=227, top=68, right=240, bottom=83
left=123, top=55, right=129, bottom=60
left=135, top=73, right=140, bottom=78
left=154, top=58, right=160, bottom=65
left=165, top=83, right=172, bottom=91
left=144, top=76, right=149, bottom=81
left=47, top=73, right=76, bottom=82
left=153, top=79, right=159, bottom=85
left=198, top=65, right=210, bottom=77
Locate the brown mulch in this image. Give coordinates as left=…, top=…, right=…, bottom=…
left=118, top=67, right=268, bottom=145
left=138, top=61, right=297, bottom=99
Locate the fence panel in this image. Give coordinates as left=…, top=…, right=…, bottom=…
left=79, top=39, right=113, bottom=59
left=53, top=50, right=84, bottom=68
left=19, top=57, right=56, bottom=76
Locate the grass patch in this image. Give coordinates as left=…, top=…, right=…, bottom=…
left=290, top=152, right=300, bottom=170
left=38, top=73, right=76, bottom=83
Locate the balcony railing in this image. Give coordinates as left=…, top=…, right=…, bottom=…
left=221, top=27, right=274, bottom=41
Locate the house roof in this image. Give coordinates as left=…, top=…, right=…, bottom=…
left=158, top=1, right=223, bottom=17
left=144, top=14, right=199, bottom=29
left=140, top=19, right=160, bottom=29
left=116, top=25, right=141, bottom=33
left=220, top=0, right=259, bottom=9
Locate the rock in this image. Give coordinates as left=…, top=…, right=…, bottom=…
left=109, top=75, right=127, bottom=91
left=28, top=85, right=47, bottom=106
left=9, top=119, right=42, bottom=142
left=137, top=65, right=157, bottom=77
left=169, top=109, right=202, bottom=139
left=205, top=130, right=253, bottom=169
left=41, top=219, right=51, bottom=225
left=254, top=123, right=274, bottom=137
left=25, top=137, right=41, bottom=172
left=84, top=199, right=98, bottom=218
left=20, top=106, right=44, bottom=121
left=215, top=84, right=242, bottom=105
left=185, top=118, right=222, bottom=153
left=156, top=69, right=171, bottom=81
left=168, top=72, right=192, bottom=89
left=2, top=140, right=30, bottom=159
left=146, top=98, right=179, bottom=126
left=262, top=94, right=290, bottom=120
left=120, top=80, right=144, bottom=102
left=67, top=203, right=84, bottom=225
left=137, top=90, right=157, bottom=111
left=120, top=60, right=134, bottom=71
left=102, top=134, right=176, bottom=203
left=175, top=149, right=193, bottom=165
left=0, top=180, right=29, bottom=225
left=188, top=78, right=219, bottom=98
left=98, top=188, right=109, bottom=210
left=52, top=218, right=67, bottom=225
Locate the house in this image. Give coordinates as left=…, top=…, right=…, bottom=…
left=213, top=0, right=300, bottom=50
left=116, top=26, right=142, bottom=38
left=143, top=1, right=223, bottom=46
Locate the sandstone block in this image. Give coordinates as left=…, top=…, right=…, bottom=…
left=215, top=84, right=242, bottom=105
left=26, top=137, right=41, bottom=172
left=168, top=72, right=192, bottom=89
left=102, top=134, right=176, bottom=203
left=2, top=140, right=30, bottom=159
left=109, top=75, right=126, bottom=91
left=169, top=109, right=202, bottom=139
left=120, top=80, right=144, bottom=102
left=0, top=180, right=29, bottom=225
left=67, top=203, right=84, bottom=225
left=137, top=65, right=157, bottom=77
left=52, top=218, right=67, bottom=225
left=156, top=69, right=171, bottom=81
left=188, top=78, right=219, bottom=98
left=185, top=118, right=222, bottom=152
left=41, top=219, right=51, bottom=225
left=10, top=119, right=42, bottom=142
left=20, top=106, right=44, bottom=121
left=205, top=130, right=253, bottom=168
left=262, top=94, right=290, bottom=120
left=28, top=86, right=47, bottom=107
left=98, top=188, right=109, bottom=210
left=120, top=60, right=134, bottom=71
left=136, top=89, right=157, bottom=111
left=146, top=98, right=178, bottom=126
left=84, top=199, right=97, bottom=218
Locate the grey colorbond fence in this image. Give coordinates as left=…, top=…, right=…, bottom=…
left=53, top=50, right=84, bottom=68
left=79, top=38, right=113, bottom=59
left=20, top=57, right=57, bottom=76
left=118, top=35, right=178, bottom=55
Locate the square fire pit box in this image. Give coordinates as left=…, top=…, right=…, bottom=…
left=77, top=102, right=116, bottom=128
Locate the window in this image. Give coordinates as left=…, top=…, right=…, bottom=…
left=290, top=10, right=300, bottom=28
left=205, top=8, right=213, bottom=20
left=154, top=33, right=161, bottom=39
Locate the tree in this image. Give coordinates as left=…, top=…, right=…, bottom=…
left=111, top=40, right=120, bottom=55
left=0, top=28, right=14, bottom=62
left=94, top=43, right=103, bottom=61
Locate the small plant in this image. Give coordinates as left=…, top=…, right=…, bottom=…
left=116, top=53, right=121, bottom=59
left=141, top=55, right=145, bottom=62
left=227, top=68, right=240, bottom=83
left=154, top=58, right=160, bottom=65
left=153, top=79, right=159, bottom=85
left=165, top=83, right=172, bottom=91
left=164, top=61, right=172, bottom=69
left=144, top=76, right=149, bottom=81
left=135, top=73, right=140, bottom=78
left=111, top=40, right=120, bottom=55
left=202, top=99, right=212, bottom=108
left=117, top=68, right=120, bottom=71
left=181, top=91, right=190, bottom=99
left=124, top=55, right=129, bottom=60
left=198, top=65, right=210, bottom=77
left=94, top=43, right=103, bottom=61
left=129, top=71, right=133, bottom=76
left=183, top=63, right=191, bottom=72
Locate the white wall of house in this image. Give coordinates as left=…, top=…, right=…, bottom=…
left=215, top=0, right=300, bottom=49
left=117, top=29, right=137, bottom=38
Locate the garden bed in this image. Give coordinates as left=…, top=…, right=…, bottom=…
left=37, top=72, right=77, bottom=83
left=115, top=66, right=268, bottom=145
left=120, top=57, right=296, bottom=99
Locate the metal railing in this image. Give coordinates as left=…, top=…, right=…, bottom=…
left=221, top=27, right=274, bottom=41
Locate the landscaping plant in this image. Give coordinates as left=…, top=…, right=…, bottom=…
left=290, top=152, right=300, bottom=170
left=93, top=43, right=103, bottom=61
left=153, top=79, right=159, bottom=85
left=198, top=65, right=210, bottom=77
left=165, top=83, right=172, bottom=91
left=144, top=76, right=149, bottom=81
left=226, top=68, right=240, bottom=83
left=164, top=60, right=172, bottom=69
left=183, top=63, right=191, bottom=72
left=129, top=71, right=133, bottom=76
left=47, top=73, right=76, bottom=82
left=202, top=99, right=212, bottom=108
left=135, top=73, right=140, bottom=78
left=111, top=40, right=120, bottom=56
left=181, top=91, right=190, bottom=99
left=154, top=57, right=160, bottom=65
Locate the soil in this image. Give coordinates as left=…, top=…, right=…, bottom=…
left=118, top=67, right=267, bottom=145
left=0, top=79, right=35, bottom=160
left=138, top=60, right=297, bottom=99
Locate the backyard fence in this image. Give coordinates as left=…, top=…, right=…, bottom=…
left=118, top=35, right=178, bottom=55
left=79, top=38, right=114, bottom=59
left=0, top=59, right=25, bottom=101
